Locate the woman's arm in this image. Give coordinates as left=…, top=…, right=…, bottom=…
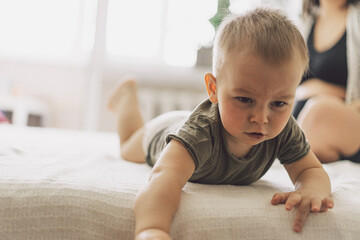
left=295, top=78, right=346, bottom=101
left=135, top=139, right=196, bottom=240
left=271, top=150, right=333, bottom=232
left=349, top=99, right=360, bottom=111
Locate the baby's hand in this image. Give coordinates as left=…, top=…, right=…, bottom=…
left=135, top=228, right=171, bottom=240
left=271, top=190, right=334, bottom=232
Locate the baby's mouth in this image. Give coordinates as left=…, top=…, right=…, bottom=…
left=246, top=132, right=265, bottom=139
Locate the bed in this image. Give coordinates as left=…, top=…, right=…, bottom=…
left=1, top=124, right=359, bottom=240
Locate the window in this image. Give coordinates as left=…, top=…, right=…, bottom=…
left=163, top=0, right=217, bottom=67
left=0, top=0, right=97, bottom=60
left=106, top=0, right=217, bottom=67
left=230, top=0, right=301, bottom=22
left=0, top=0, right=300, bottom=66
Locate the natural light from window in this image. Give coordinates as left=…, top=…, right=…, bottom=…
left=106, top=0, right=164, bottom=60
left=106, top=0, right=217, bottom=67
left=163, top=0, right=216, bottom=67
left=0, top=0, right=96, bottom=60
left=0, top=0, right=300, bottom=67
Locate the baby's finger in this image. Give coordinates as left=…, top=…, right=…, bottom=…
left=319, top=204, right=328, bottom=212
left=271, top=192, right=290, bottom=205
left=311, top=198, right=322, bottom=212
left=319, top=197, right=334, bottom=212
left=293, top=200, right=311, bottom=232
left=285, top=193, right=302, bottom=211
left=324, top=197, right=334, bottom=209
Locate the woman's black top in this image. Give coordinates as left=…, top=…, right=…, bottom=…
left=301, top=22, right=348, bottom=88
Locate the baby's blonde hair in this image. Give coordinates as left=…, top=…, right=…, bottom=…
left=212, top=8, right=309, bottom=78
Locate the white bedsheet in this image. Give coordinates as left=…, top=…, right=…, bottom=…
left=0, top=125, right=359, bottom=240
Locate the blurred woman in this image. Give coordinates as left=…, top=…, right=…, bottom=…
left=293, top=0, right=360, bottom=163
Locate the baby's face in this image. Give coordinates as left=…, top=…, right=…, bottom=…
left=216, top=51, right=303, bottom=148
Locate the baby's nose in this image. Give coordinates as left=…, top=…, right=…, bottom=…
left=249, top=107, right=269, bottom=124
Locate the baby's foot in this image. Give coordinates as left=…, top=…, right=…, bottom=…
left=107, top=76, right=138, bottom=112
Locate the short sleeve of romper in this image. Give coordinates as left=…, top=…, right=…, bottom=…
left=277, top=116, right=311, bottom=164
left=166, top=100, right=218, bottom=170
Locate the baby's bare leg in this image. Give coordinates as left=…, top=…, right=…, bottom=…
left=108, top=77, right=145, bottom=163
left=297, top=96, right=360, bottom=163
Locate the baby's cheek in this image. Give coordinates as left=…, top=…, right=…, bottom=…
left=222, top=109, right=247, bottom=130
left=271, top=114, right=291, bottom=136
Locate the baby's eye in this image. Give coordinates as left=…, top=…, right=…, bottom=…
left=237, top=97, right=253, bottom=103
left=272, top=101, right=287, bottom=107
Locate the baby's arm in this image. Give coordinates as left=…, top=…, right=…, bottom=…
left=271, top=150, right=333, bottom=233
left=135, top=139, right=195, bottom=240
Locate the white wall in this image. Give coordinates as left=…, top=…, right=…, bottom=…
left=0, top=57, right=210, bottom=131
left=0, top=58, right=89, bottom=129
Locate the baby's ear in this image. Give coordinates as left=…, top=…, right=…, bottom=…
left=204, top=73, right=218, bottom=103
